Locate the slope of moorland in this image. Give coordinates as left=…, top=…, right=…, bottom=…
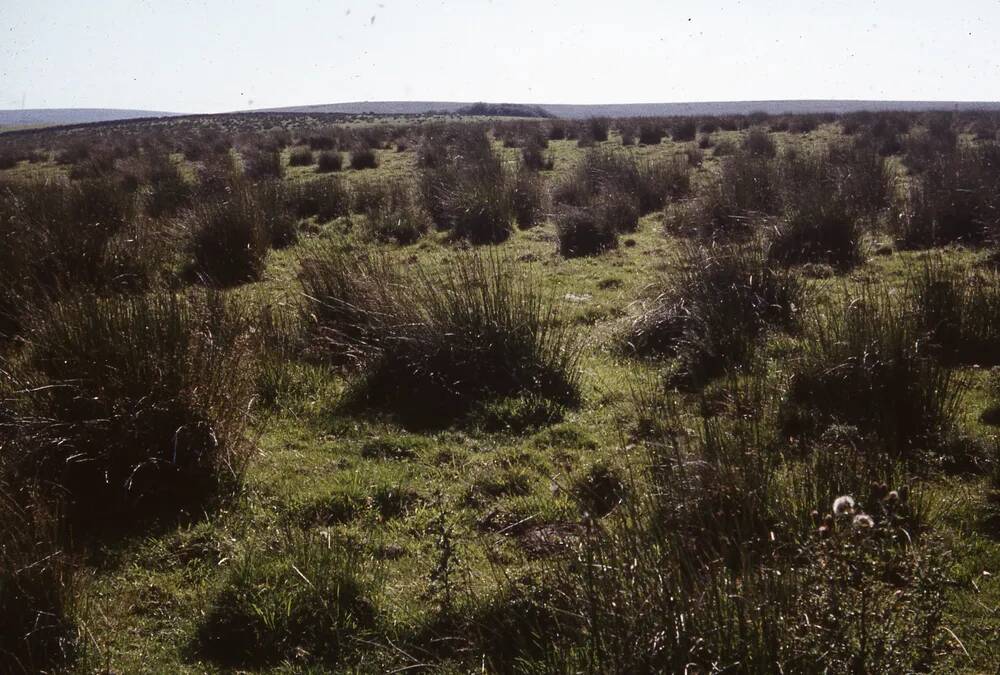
left=0, top=109, right=998, bottom=673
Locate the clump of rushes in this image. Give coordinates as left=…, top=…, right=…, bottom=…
left=742, top=126, right=777, bottom=157
left=626, top=239, right=800, bottom=384
left=780, top=281, right=968, bottom=463
left=356, top=179, right=432, bottom=245
left=553, top=147, right=689, bottom=217
left=910, top=255, right=1000, bottom=366
left=6, top=291, right=258, bottom=529
left=241, top=147, right=284, bottom=179
left=349, top=146, right=378, bottom=170
left=188, top=184, right=269, bottom=286
left=287, top=145, right=314, bottom=166
left=0, top=487, right=77, bottom=673
left=671, top=149, right=779, bottom=239
left=316, top=150, right=343, bottom=173
left=554, top=206, right=619, bottom=257
left=768, top=150, right=865, bottom=269
left=197, top=534, right=378, bottom=669
left=289, top=177, right=350, bottom=222
left=299, top=246, right=580, bottom=427
left=896, top=143, right=1000, bottom=248
left=418, top=128, right=525, bottom=244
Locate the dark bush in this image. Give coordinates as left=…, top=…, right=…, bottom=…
left=255, top=180, right=298, bottom=248
left=242, top=147, right=284, bottom=179
left=637, top=121, right=665, bottom=145
left=316, top=150, right=343, bottom=173
left=290, top=177, right=350, bottom=221
left=511, top=168, right=546, bottom=229
left=742, top=127, right=777, bottom=157
left=588, top=117, right=610, bottom=142
left=419, top=131, right=517, bottom=244
left=521, top=142, right=553, bottom=171
left=896, top=144, right=1000, bottom=247
left=769, top=151, right=864, bottom=269
left=911, top=256, right=1000, bottom=366
left=356, top=179, right=431, bottom=244
left=553, top=147, right=689, bottom=216
left=671, top=119, right=698, bottom=142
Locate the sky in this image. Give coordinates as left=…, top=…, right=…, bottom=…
left=2, top=0, right=999, bottom=113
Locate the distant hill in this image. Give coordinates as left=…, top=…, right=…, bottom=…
left=0, top=108, right=179, bottom=128
left=4, top=101, right=1000, bottom=132
left=259, top=100, right=1000, bottom=119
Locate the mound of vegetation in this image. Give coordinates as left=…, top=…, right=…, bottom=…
left=626, top=239, right=801, bottom=383
left=298, top=246, right=581, bottom=426
left=4, top=291, right=258, bottom=528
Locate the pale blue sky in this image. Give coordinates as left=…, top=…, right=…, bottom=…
left=2, top=0, right=998, bottom=113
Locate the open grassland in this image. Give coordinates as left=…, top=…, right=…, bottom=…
left=1, top=109, right=999, bottom=673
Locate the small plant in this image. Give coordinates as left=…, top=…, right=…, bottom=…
left=554, top=206, right=618, bottom=257
left=290, top=177, right=350, bottom=221
left=242, top=147, right=284, bottom=179
left=896, top=144, right=1000, bottom=248
left=197, top=535, right=378, bottom=668
left=742, top=127, right=777, bottom=157
left=356, top=179, right=432, bottom=244
left=910, top=255, right=1000, bottom=366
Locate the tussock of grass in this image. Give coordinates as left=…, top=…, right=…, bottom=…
left=299, top=246, right=581, bottom=426
left=5, top=291, right=258, bottom=527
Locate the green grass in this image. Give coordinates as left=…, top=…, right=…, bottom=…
left=1, top=114, right=998, bottom=672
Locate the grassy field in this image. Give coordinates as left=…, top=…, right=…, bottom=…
left=1, top=110, right=998, bottom=673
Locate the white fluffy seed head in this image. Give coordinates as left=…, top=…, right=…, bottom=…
left=852, top=513, right=875, bottom=529
left=832, top=495, right=855, bottom=516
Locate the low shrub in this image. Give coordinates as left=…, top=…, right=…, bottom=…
left=290, top=177, right=350, bottom=221
left=742, top=127, right=777, bottom=157
left=357, top=180, right=432, bottom=244
left=554, top=206, right=618, bottom=257
left=896, top=144, right=1000, bottom=247
left=769, top=151, right=864, bottom=269
left=420, top=134, right=517, bottom=244
left=911, top=256, right=1000, bottom=366
left=511, top=168, right=546, bottom=229
left=671, top=119, right=698, bottom=142
left=242, top=147, right=284, bottom=179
